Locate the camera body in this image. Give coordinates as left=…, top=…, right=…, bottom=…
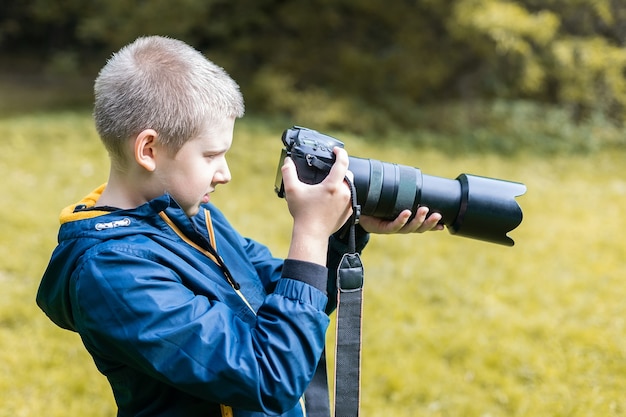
left=275, top=126, right=344, bottom=196
left=275, top=126, right=526, bottom=246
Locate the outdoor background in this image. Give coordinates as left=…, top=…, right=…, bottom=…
left=1, top=1, right=625, bottom=416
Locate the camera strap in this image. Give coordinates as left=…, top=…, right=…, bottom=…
left=333, top=176, right=364, bottom=417
left=305, top=177, right=364, bottom=417
left=334, top=251, right=364, bottom=417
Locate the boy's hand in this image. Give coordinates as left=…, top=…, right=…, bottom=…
left=282, top=147, right=353, bottom=265
left=359, top=206, right=444, bottom=235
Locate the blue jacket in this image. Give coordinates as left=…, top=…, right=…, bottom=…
left=37, top=185, right=367, bottom=417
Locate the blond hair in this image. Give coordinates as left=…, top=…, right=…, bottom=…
left=94, top=36, right=244, bottom=161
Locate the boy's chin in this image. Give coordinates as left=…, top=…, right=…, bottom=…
left=184, top=205, right=201, bottom=217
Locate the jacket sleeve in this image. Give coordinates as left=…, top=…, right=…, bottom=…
left=71, top=245, right=330, bottom=414
left=237, top=221, right=370, bottom=309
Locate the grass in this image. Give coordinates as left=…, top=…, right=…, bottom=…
left=1, top=110, right=625, bottom=416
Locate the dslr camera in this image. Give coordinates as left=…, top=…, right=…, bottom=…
left=275, top=126, right=526, bottom=246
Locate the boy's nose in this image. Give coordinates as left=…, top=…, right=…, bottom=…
left=215, top=161, right=231, bottom=184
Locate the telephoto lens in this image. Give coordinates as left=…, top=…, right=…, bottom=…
left=276, top=127, right=526, bottom=246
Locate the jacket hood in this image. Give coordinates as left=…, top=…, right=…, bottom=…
left=36, top=184, right=175, bottom=331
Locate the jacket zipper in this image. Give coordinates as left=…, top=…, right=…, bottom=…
left=161, top=211, right=310, bottom=416
left=158, top=211, right=256, bottom=314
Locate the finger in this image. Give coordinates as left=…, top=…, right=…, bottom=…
left=403, top=207, right=437, bottom=233
left=384, top=210, right=412, bottom=234
left=423, top=212, right=444, bottom=231
left=324, top=147, right=349, bottom=185
left=280, top=156, right=299, bottom=191
left=413, top=206, right=430, bottom=223
left=394, top=209, right=412, bottom=228
left=405, top=206, right=429, bottom=228
left=415, top=211, right=443, bottom=233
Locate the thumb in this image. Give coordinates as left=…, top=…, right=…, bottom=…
left=281, top=156, right=300, bottom=191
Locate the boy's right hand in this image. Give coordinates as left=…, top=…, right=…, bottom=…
left=281, top=147, right=353, bottom=265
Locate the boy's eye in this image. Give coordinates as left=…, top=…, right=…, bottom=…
left=204, top=152, right=227, bottom=161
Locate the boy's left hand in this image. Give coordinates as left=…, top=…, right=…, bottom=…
left=359, top=206, right=444, bottom=235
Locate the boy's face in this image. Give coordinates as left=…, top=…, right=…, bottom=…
left=155, top=117, right=235, bottom=216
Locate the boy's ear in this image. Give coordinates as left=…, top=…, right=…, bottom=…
left=134, top=129, right=159, bottom=172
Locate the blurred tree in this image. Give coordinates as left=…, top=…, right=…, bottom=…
left=450, top=0, right=626, bottom=122
left=75, top=0, right=215, bottom=52
left=449, top=0, right=560, bottom=96
left=1, top=0, right=625, bottom=126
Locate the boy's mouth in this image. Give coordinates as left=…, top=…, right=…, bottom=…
left=202, top=189, right=215, bottom=203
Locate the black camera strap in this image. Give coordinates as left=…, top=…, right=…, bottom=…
left=305, top=177, right=364, bottom=417
left=333, top=176, right=364, bottom=417
left=334, top=254, right=364, bottom=417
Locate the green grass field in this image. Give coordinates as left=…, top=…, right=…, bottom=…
left=1, top=111, right=625, bottom=416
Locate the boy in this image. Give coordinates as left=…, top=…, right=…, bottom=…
left=36, top=36, right=441, bottom=417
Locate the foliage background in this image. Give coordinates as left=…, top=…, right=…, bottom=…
left=1, top=0, right=626, bottom=134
